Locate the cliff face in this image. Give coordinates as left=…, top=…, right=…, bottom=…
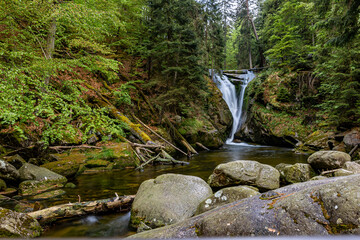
left=235, top=71, right=359, bottom=157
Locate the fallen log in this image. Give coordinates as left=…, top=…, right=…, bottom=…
left=49, top=145, right=102, bottom=150
left=28, top=194, right=135, bottom=225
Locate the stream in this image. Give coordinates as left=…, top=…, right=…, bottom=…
left=43, top=71, right=308, bottom=237
left=42, top=143, right=307, bottom=238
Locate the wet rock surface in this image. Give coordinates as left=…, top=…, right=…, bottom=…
left=128, top=174, right=360, bottom=238
left=208, top=160, right=280, bottom=190
left=130, top=174, right=212, bottom=230
left=19, top=163, right=67, bottom=184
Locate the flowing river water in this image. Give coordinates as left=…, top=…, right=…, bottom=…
left=43, top=143, right=308, bottom=238
left=43, top=71, right=308, bottom=237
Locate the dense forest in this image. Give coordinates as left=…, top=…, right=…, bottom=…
left=0, top=0, right=359, bottom=150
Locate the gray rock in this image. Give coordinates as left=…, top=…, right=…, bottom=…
left=343, top=130, right=360, bottom=152
left=307, top=151, right=351, bottom=171
left=196, top=186, right=259, bottom=214
left=208, top=160, right=280, bottom=190
left=0, top=179, right=6, bottom=191
left=276, top=163, right=316, bottom=184
left=19, top=163, right=67, bottom=184
left=128, top=174, right=360, bottom=238
left=130, top=174, right=212, bottom=230
left=0, top=207, right=42, bottom=237
left=0, top=159, right=20, bottom=182
left=343, top=162, right=360, bottom=173
left=333, top=169, right=354, bottom=177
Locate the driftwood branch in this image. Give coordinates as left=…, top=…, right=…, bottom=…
left=196, top=142, right=210, bottom=151
left=131, top=114, right=188, bottom=157
left=349, top=144, right=360, bottom=157
left=48, top=145, right=102, bottom=150
left=28, top=195, right=135, bottom=225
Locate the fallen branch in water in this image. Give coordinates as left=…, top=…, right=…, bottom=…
left=28, top=194, right=135, bottom=225
left=48, top=145, right=102, bottom=150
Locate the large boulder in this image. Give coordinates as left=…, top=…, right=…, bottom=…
left=208, top=160, right=280, bottom=191
left=0, top=159, right=20, bottom=182
left=307, top=151, right=351, bottom=171
left=41, top=158, right=85, bottom=178
left=0, top=207, right=42, bottom=237
left=276, top=163, right=316, bottom=184
left=19, top=163, right=67, bottom=184
left=129, top=174, right=360, bottom=238
left=130, top=174, right=212, bottom=230
left=4, top=154, right=26, bottom=169
left=196, top=186, right=259, bottom=215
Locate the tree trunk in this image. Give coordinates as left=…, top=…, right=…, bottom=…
left=44, top=17, right=57, bottom=85
left=28, top=195, right=135, bottom=225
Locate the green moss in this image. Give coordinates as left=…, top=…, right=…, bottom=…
left=85, top=159, right=110, bottom=168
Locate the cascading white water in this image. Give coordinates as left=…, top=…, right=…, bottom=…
left=213, top=70, right=255, bottom=144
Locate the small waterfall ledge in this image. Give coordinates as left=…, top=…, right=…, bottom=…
left=213, top=70, right=255, bottom=144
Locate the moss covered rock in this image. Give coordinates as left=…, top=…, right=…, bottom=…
left=19, top=180, right=64, bottom=196
left=196, top=186, right=259, bottom=215
left=0, top=179, right=6, bottom=191
left=85, top=159, right=110, bottom=168
left=308, top=151, right=351, bottom=171
left=276, top=163, right=316, bottom=184
left=4, top=154, right=26, bottom=169
left=0, top=207, right=42, bottom=238
left=41, top=158, right=85, bottom=178
left=130, top=174, right=212, bottom=230
left=29, top=189, right=66, bottom=200
left=208, top=160, right=280, bottom=191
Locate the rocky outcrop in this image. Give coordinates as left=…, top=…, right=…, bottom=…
left=196, top=186, right=259, bottom=215
left=208, top=160, right=280, bottom=191
left=307, top=151, right=351, bottom=171
left=0, top=159, right=20, bottom=182
left=276, top=163, right=316, bottom=184
left=130, top=174, right=212, bottom=230
left=128, top=174, right=360, bottom=238
left=0, top=207, right=42, bottom=238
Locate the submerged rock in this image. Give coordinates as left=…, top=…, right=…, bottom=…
left=276, top=163, right=316, bottom=184
left=0, top=159, right=20, bottom=182
left=0, top=207, right=42, bottom=238
left=128, top=174, right=360, bottom=238
left=130, top=174, right=212, bottom=230
left=29, top=189, right=66, bottom=200
left=19, top=180, right=64, bottom=196
left=196, top=186, right=259, bottom=214
left=208, top=160, right=280, bottom=190
left=307, top=151, right=351, bottom=171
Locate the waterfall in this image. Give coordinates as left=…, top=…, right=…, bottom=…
left=213, top=70, right=255, bottom=144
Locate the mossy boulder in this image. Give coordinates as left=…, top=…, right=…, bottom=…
left=297, top=131, right=335, bottom=153
left=276, top=163, right=316, bottom=184
left=196, top=186, right=259, bottom=215
left=41, top=158, right=85, bottom=178
left=129, top=174, right=360, bottom=238
left=130, top=174, right=212, bottom=230
left=29, top=189, right=66, bottom=200
left=0, top=159, right=20, bottom=182
left=0, top=207, right=42, bottom=238
left=208, top=160, right=280, bottom=191
left=0, top=179, right=6, bottom=191
left=85, top=159, right=110, bottom=168
left=19, top=180, right=64, bottom=196
left=307, top=151, right=351, bottom=171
